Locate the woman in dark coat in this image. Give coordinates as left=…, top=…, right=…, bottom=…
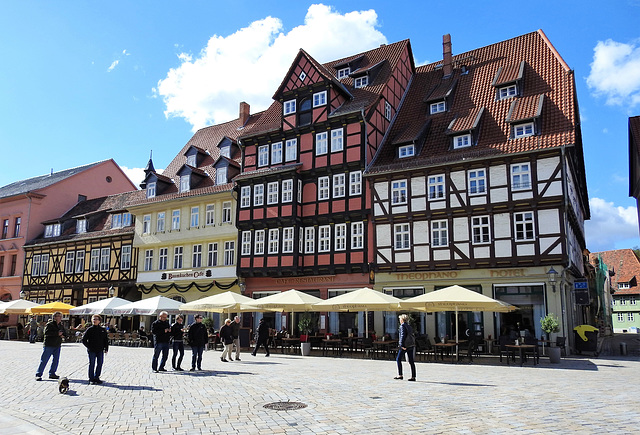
left=82, top=314, right=109, bottom=385
left=394, top=314, right=416, bottom=381
left=219, top=318, right=234, bottom=362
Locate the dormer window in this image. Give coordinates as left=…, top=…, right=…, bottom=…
left=186, top=154, right=196, bottom=166
left=180, top=175, right=190, bottom=193
left=76, top=219, right=87, bottom=234
left=354, top=76, right=368, bottom=88
left=283, top=99, right=296, bottom=115
left=337, top=67, right=350, bottom=79
left=398, top=144, right=415, bottom=158
left=220, top=145, right=231, bottom=158
left=498, top=85, right=518, bottom=100
left=216, top=167, right=227, bottom=185
left=453, top=134, right=472, bottom=149
left=513, top=122, right=535, bottom=138
left=430, top=101, right=446, bottom=114
left=44, top=223, right=61, bottom=238
left=147, top=182, right=156, bottom=199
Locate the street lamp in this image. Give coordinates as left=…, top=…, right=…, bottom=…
left=109, top=286, right=115, bottom=297
left=547, top=266, right=558, bottom=292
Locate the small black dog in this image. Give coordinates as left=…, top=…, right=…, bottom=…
left=58, top=377, right=69, bottom=394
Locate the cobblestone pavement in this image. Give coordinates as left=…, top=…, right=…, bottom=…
left=1, top=341, right=639, bottom=434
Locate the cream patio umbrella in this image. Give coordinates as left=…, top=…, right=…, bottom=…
left=0, top=299, right=41, bottom=315
left=179, top=291, right=260, bottom=318
left=313, top=287, right=403, bottom=338
left=251, top=289, right=323, bottom=335
left=400, top=285, right=517, bottom=360
left=112, top=295, right=183, bottom=316
left=30, top=301, right=76, bottom=316
left=69, top=297, right=130, bottom=316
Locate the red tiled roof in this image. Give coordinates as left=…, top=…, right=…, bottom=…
left=590, top=249, right=640, bottom=295
left=447, top=107, right=484, bottom=134
left=492, top=61, right=525, bottom=87
left=506, top=94, right=544, bottom=123
left=368, top=30, right=579, bottom=174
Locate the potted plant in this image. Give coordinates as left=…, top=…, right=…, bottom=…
left=298, top=313, right=313, bottom=356
left=540, top=313, right=561, bottom=363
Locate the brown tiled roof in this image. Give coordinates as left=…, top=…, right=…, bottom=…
left=492, top=61, right=525, bottom=86
left=591, top=249, right=640, bottom=295
left=233, top=163, right=303, bottom=182
left=506, top=94, right=544, bottom=123
left=368, top=30, right=579, bottom=174
left=424, top=77, right=457, bottom=102
left=446, top=107, right=484, bottom=134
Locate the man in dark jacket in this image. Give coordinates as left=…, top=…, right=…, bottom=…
left=187, top=314, right=208, bottom=371
left=151, top=311, right=171, bottom=372
left=35, top=311, right=65, bottom=381
left=82, top=314, right=109, bottom=384
left=251, top=318, right=270, bottom=357
left=170, top=315, right=185, bottom=371
left=231, top=316, right=242, bottom=361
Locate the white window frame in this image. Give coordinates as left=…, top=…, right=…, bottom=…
left=65, top=251, right=75, bottom=274
left=76, top=219, right=87, bottom=234
left=254, top=184, right=264, bottom=206
left=331, top=128, right=343, bottom=152
left=159, top=248, right=168, bottom=270
left=267, top=182, right=279, bottom=205
left=121, top=245, right=132, bottom=270
left=337, top=67, right=350, bottom=79
left=186, top=154, right=196, bottom=166
left=144, top=249, right=153, bottom=271
left=146, top=182, right=156, bottom=198
left=394, top=223, right=410, bottom=250
left=224, top=241, right=235, bottom=266
left=628, top=312, right=634, bottom=322
left=216, top=166, right=227, bottom=185
left=453, top=134, right=471, bottom=149
left=471, top=216, right=491, bottom=244
left=304, top=227, right=315, bottom=253
left=350, top=171, right=362, bottom=196
left=143, top=214, right=151, bottom=234
left=268, top=229, right=279, bottom=254
left=511, top=163, right=531, bottom=190
left=283, top=99, right=296, bottom=115
left=282, top=227, right=294, bottom=253
left=207, top=243, right=217, bottom=267
left=316, top=132, right=328, bottom=155
left=90, top=249, right=100, bottom=272
left=318, top=225, right=331, bottom=252
left=428, top=175, right=445, bottom=200
left=333, top=174, right=346, bottom=198
left=514, top=122, right=535, bottom=138
left=122, top=213, right=131, bottom=227
left=255, top=230, right=265, bottom=255
left=222, top=201, right=232, bottom=223
left=514, top=211, right=535, bottom=241
left=430, top=101, right=446, bottom=114
left=318, top=177, right=330, bottom=200
left=313, top=91, right=327, bottom=107
left=618, top=282, right=630, bottom=289
left=617, top=312, right=624, bottom=322
left=398, top=144, right=415, bottom=158
left=354, top=76, right=368, bottom=88
left=39, top=254, right=49, bottom=276
left=111, top=213, right=122, bottom=229
left=31, top=254, right=41, bottom=276
left=240, top=186, right=251, bottom=208
left=282, top=179, right=293, bottom=203
left=468, top=169, right=487, bottom=195
left=431, top=220, right=448, bottom=247
left=205, top=205, right=215, bottom=226
left=258, top=145, right=269, bottom=167
left=192, top=244, right=202, bottom=268
left=285, top=138, right=297, bottom=162
left=75, top=250, right=85, bottom=274
left=100, top=247, right=110, bottom=272
left=173, top=246, right=183, bottom=269
left=298, top=180, right=303, bottom=203
left=180, top=175, right=190, bottom=193
left=351, top=222, right=364, bottom=249
left=172, top=210, right=180, bottom=230
left=271, top=142, right=283, bottom=164
left=392, top=180, right=408, bottom=205
left=498, top=84, right=517, bottom=100
left=385, top=101, right=392, bottom=121
left=335, top=223, right=346, bottom=251
left=190, top=206, right=199, bottom=228
left=157, top=212, right=165, bottom=232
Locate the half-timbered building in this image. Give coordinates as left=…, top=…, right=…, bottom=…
left=367, top=31, right=590, bottom=344
left=235, top=41, right=415, bottom=332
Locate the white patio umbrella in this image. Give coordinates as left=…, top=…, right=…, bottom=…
left=251, top=289, right=323, bottom=334
left=313, top=287, right=402, bottom=338
left=69, top=297, right=130, bottom=316
left=400, top=285, right=517, bottom=360
left=179, top=291, right=260, bottom=319
left=111, top=296, right=184, bottom=316
left=0, top=299, right=41, bottom=315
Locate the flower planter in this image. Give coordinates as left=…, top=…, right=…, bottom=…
left=547, top=346, right=561, bottom=363
left=300, top=342, right=311, bottom=356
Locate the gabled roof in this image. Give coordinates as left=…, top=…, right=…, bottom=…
left=591, top=249, right=640, bottom=295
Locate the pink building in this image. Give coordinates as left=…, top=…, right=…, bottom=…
left=0, top=160, right=136, bottom=324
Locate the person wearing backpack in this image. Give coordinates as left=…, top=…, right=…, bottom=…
left=394, top=314, right=416, bottom=382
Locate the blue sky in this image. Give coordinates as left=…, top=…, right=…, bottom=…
left=1, top=1, right=640, bottom=253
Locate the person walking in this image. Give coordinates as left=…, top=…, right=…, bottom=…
left=35, top=311, right=65, bottom=381
left=188, top=314, right=207, bottom=371
left=231, top=315, right=242, bottom=361
left=219, top=318, right=234, bottom=362
left=171, top=315, right=185, bottom=371
left=251, top=318, right=270, bottom=357
left=151, top=311, right=171, bottom=372
left=82, top=314, right=109, bottom=384
left=394, top=314, right=416, bottom=381
left=28, top=316, right=38, bottom=343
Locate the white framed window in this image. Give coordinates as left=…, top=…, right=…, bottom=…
left=428, top=175, right=445, bottom=200
left=350, top=171, right=362, bottom=196
left=143, top=215, right=151, bottom=234
left=222, top=201, right=232, bottom=223
left=268, top=228, right=279, bottom=254
left=39, top=254, right=49, bottom=276
left=511, top=163, right=531, bottom=190
left=316, top=132, right=328, bottom=155
left=385, top=101, right=392, bottom=121
left=207, top=243, right=217, bottom=267
left=172, top=210, right=180, bottom=230
left=354, top=76, right=368, bottom=88
left=313, top=91, right=327, bottom=107
left=180, top=175, right=190, bottom=193
left=157, top=212, right=165, bottom=232
left=337, top=67, right=350, bottom=79
left=331, top=128, right=343, bottom=152
left=394, top=223, right=410, bottom=250
left=298, top=180, right=303, bottom=203
left=146, top=182, right=156, bottom=198
left=392, top=180, right=407, bottom=205
left=617, top=312, right=624, bottom=322
left=254, top=184, right=264, bottom=206
left=255, top=230, right=265, bottom=255
left=186, top=154, right=196, bottom=166
left=285, top=139, right=297, bottom=162
left=44, top=223, right=60, bottom=238
left=258, top=145, right=269, bottom=167
left=100, top=247, right=110, bottom=271
left=216, top=167, right=227, bottom=185
left=112, top=213, right=122, bottom=229
left=453, top=134, right=471, bottom=149
left=220, top=145, right=231, bottom=159
left=630, top=296, right=636, bottom=305
left=90, top=249, right=100, bottom=272
left=304, top=227, right=315, bottom=253
left=398, top=144, right=415, bottom=158
left=144, top=249, right=153, bottom=271
left=299, top=228, right=304, bottom=254
left=430, top=101, right=446, bottom=114
left=241, top=186, right=251, bottom=208
left=122, top=213, right=131, bottom=227
left=283, top=227, right=294, bottom=253
left=620, top=298, right=626, bottom=305
left=267, top=182, right=279, bottom=205
left=498, top=84, right=517, bottom=100
left=76, top=219, right=87, bottom=234
left=351, top=222, right=364, bottom=249
left=283, top=99, right=296, bottom=115
left=333, top=174, right=346, bottom=198
left=628, top=312, right=634, bottom=322
left=318, top=225, right=331, bottom=252
left=468, top=169, right=486, bottom=195
left=121, top=245, right=132, bottom=270
left=318, top=176, right=330, bottom=200
left=282, top=179, right=293, bottom=203
left=514, top=122, right=534, bottom=138
left=173, top=246, right=183, bottom=269
left=75, top=250, right=85, bottom=274
left=472, top=216, right=491, bottom=244
left=192, top=244, right=202, bottom=268
left=65, top=252, right=75, bottom=274
left=190, top=206, right=199, bottom=228
left=271, top=142, right=283, bottom=164
left=31, top=254, right=41, bottom=276
left=514, top=211, right=535, bottom=241
left=431, top=220, right=448, bottom=247
left=618, top=282, right=630, bottom=289
left=159, top=248, right=168, bottom=270
left=205, top=205, right=215, bottom=226
left=224, top=241, right=235, bottom=266
left=335, top=223, right=346, bottom=251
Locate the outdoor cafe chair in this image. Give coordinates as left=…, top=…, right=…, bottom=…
left=556, top=336, right=567, bottom=357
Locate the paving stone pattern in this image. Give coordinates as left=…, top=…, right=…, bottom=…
left=1, top=341, right=639, bottom=434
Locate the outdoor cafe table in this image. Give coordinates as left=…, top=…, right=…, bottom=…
left=505, top=344, right=538, bottom=366
left=322, top=338, right=343, bottom=356
left=281, top=337, right=301, bottom=354
left=433, top=342, right=457, bottom=362
left=372, top=340, right=398, bottom=359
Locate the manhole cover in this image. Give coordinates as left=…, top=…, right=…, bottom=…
left=263, top=401, right=308, bottom=411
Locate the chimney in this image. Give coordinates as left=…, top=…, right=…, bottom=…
left=442, top=34, right=452, bottom=77
left=239, top=101, right=250, bottom=125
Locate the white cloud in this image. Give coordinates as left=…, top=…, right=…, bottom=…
left=586, top=39, right=640, bottom=107
left=121, top=166, right=145, bottom=188
left=107, top=60, right=119, bottom=72
left=585, top=197, right=639, bottom=251
left=155, top=3, right=387, bottom=131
